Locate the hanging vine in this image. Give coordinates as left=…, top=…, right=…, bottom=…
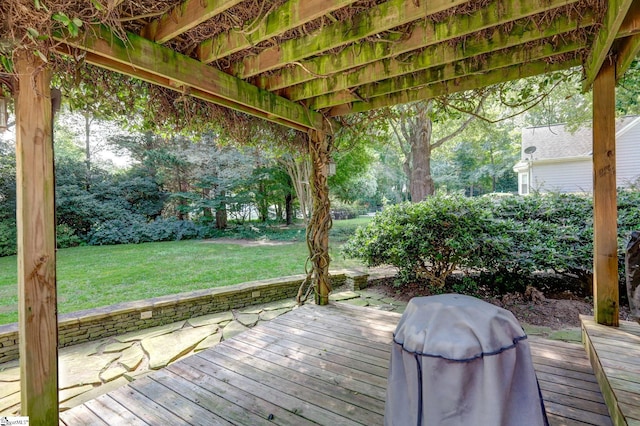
left=296, top=129, right=334, bottom=305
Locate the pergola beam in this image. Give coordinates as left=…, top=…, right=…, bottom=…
left=230, top=0, right=470, bottom=78
left=257, top=0, right=582, bottom=91
left=57, top=27, right=327, bottom=132
left=328, top=58, right=579, bottom=116
left=592, top=61, right=619, bottom=326
left=312, top=40, right=585, bottom=110
left=615, top=0, right=640, bottom=39
left=198, top=0, right=360, bottom=63
left=62, top=49, right=314, bottom=132
left=141, top=0, right=244, bottom=44
left=616, top=34, right=640, bottom=79
left=615, top=2, right=640, bottom=78
left=583, top=0, right=634, bottom=90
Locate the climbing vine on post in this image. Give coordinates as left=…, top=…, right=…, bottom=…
left=296, top=128, right=333, bottom=305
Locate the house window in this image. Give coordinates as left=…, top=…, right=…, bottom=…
left=519, top=173, right=529, bottom=195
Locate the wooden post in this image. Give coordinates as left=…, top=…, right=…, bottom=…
left=308, top=129, right=332, bottom=305
left=592, top=61, right=619, bottom=326
left=15, top=52, right=59, bottom=422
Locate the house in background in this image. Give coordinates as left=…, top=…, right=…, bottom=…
left=513, top=116, right=640, bottom=195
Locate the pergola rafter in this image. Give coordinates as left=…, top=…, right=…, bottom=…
left=261, top=0, right=585, bottom=92
left=327, top=58, right=581, bottom=116
left=284, top=12, right=596, bottom=103
left=307, top=39, right=588, bottom=110
left=197, top=0, right=362, bottom=64
left=141, top=0, right=245, bottom=44
left=228, top=0, right=471, bottom=77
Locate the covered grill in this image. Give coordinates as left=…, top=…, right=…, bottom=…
left=385, top=294, right=548, bottom=426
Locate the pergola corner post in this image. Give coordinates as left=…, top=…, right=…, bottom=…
left=592, top=60, right=619, bottom=326
left=307, top=128, right=333, bottom=305
left=15, top=51, right=59, bottom=422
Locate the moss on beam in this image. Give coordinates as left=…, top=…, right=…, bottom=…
left=198, top=0, right=359, bottom=63
left=63, top=50, right=313, bottom=132
left=328, top=58, right=581, bottom=116
left=257, top=0, right=583, bottom=91
left=231, top=0, right=469, bottom=78
left=311, top=39, right=585, bottom=110
left=286, top=11, right=594, bottom=102
left=57, top=26, right=326, bottom=132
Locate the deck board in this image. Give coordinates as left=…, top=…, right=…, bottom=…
left=60, top=303, right=612, bottom=425
left=582, top=315, right=640, bottom=424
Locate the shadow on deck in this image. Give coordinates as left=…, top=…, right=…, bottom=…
left=60, top=303, right=611, bottom=425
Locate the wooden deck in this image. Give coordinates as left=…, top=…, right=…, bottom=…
left=60, top=303, right=611, bottom=425
left=582, top=315, right=640, bottom=425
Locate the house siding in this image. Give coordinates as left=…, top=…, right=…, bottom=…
left=516, top=116, right=640, bottom=194
left=532, top=159, right=592, bottom=193
left=616, top=123, right=640, bottom=187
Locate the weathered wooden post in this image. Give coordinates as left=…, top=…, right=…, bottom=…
left=308, top=129, right=332, bottom=305
left=15, top=51, right=59, bottom=423
left=592, top=61, right=619, bottom=326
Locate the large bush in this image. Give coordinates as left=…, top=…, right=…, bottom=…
left=343, top=196, right=503, bottom=287
left=487, top=193, right=594, bottom=287
left=88, top=217, right=204, bottom=245
left=345, top=191, right=640, bottom=295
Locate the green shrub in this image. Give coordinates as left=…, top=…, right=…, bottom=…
left=489, top=193, right=594, bottom=285
left=344, top=190, right=640, bottom=296
left=344, top=196, right=500, bottom=287
left=88, top=217, right=204, bottom=245
left=56, top=224, right=84, bottom=248
left=0, top=220, right=16, bottom=257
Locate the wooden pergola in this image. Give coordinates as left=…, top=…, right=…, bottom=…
left=3, top=0, right=640, bottom=423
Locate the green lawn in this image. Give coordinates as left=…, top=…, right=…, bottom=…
left=0, top=222, right=369, bottom=324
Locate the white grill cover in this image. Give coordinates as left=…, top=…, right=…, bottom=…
left=385, top=294, right=548, bottom=426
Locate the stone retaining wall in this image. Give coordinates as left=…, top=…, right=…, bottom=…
left=0, top=269, right=378, bottom=363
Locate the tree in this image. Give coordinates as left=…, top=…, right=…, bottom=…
left=278, top=153, right=312, bottom=224
left=388, top=98, right=485, bottom=202
left=329, top=135, right=377, bottom=204
left=432, top=118, right=519, bottom=195
left=0, top=138, right=16, bottom=255
left=56, top=66, right=137, bottom=187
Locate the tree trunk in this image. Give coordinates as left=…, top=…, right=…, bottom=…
left=410, top=111, right=434, bottom=202
left=258, top=181, right=268, bottom=222
left=394, top=99, right=480, bottom=203
left=215, top=209, right=227, bottom=229
left=285, top=192, right=293, bottom=225
left=489, top=144, right=497, bottom=192
left=84, top=113, right=91, bottom=190
left=202, top=188, right=213, bottom=220
left=280, top=154, right=313, bottom=224
left=216, top=190, right=228, bottom=229
left=308, top=130, right=332, bottom=305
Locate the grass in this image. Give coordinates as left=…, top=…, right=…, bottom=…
left=0, top=217, right=371, bottom=324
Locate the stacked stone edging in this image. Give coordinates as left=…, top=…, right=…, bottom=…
left=0, top=269, right=381, bottom=363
